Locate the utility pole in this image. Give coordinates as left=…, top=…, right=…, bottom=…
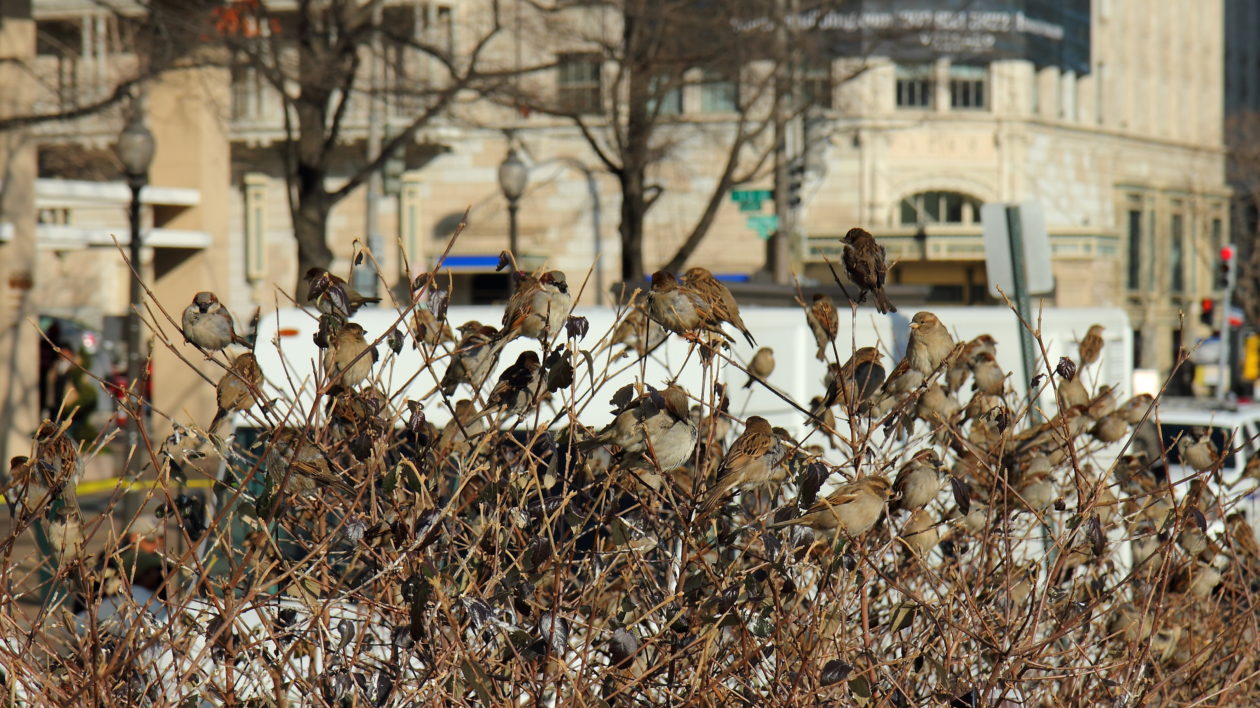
left=1217, top=243, right=1237, bottom=402
left=355, top=2, right=384, bottom=297
left=768, top=0, right=792, bottom=284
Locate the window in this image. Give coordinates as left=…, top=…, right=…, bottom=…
left=557, top=53, right=603, bottom=115
left=898, top=191, right=981, bottom=226
left=648, top=75, right=682, bottom=116
left=1212, top=216, right=1224, bottom=253
left=949, top=64, right=987, bottom=110
left=1170, top=212, right=1185, bottom=292
left=700, top=69, right=738, bottom=113
left=243, top=174, right=269, bottom=281
left=896, top=63, right=933, bottom=108
left=1127, top=209, right=1142, bottom=289
left=230, top=64, right=264, bottom=121
left=799, top=61, right=832, bottom=110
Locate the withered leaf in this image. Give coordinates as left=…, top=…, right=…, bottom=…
left=497, top=250, right=513, bottom=272
left=798, top=460, right=830, bottom=509
left=820, top=659, right=853, bottom=686
left=1088, top=514, right=1105, bottom=557
left=950, top=476, right=972, bottom=516
left=565, top=315, right=589, bottom=340
left=428, top=289, right=449, bottom=322
left=1030, top=373, right=1045, bottom=388
left=387, top=328, right=403, bottom=354
left=1055, top=356, right=1077, bottom=382
left=1188, top=506, right=1207, bottom=532
left=609, top=628, right=640, bottom=668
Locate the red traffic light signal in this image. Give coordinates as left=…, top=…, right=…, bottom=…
left=1221, top=244, right=1236, bottom=262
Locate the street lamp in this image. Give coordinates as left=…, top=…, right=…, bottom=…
left=497, top=147, right=529, bottom=259
left=115, top=108, right=154, bottom=475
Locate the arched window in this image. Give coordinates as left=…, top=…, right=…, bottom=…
left=899, top=191, right=982, bottom=226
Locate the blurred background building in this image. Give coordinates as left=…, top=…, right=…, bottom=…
left=0, top=0, right=1245, bottom=444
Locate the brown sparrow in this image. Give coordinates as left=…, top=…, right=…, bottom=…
left=899, top=508, right=939, bottom=557
left=1057, top=364, right=1090, bottom=408
left=434, top=399, right=485, bottom=456
left=1017, top=469, right=1057, bottom=511
left=915, top=384, right=960, bottom=424
left=806, top=293, right=840, bottom=361
left=947, top=334, right=997, bottom=392
left=501, top=270, right=571, bottom=342
left=46, top=505, right=84, bottom=564
left=969, top=351, right=1006, bottom=395
left=583, top=384, right=697, bottom=472
left=1090, top=413, right=1129, bottom=444
left=323, top=322, right=377, bottom=388
left=647, top=271, right=726, bottom=341
left=743, top=347, right=775, bottom=389
left=682, top=267, right=756, bottom=346
left=210, top=352, right=263, bottom=433
left=24, top=420, right=83, bottom=512
left=410, top=307, right=454, bottom=348
left=892, top=449, right=943, bottom=512
left=1177, top=432, right=1218, bottom=472
left=871, top=357, right=924, bottom=418
left=827, top=346, right=886, bottom=409
left=841, top=227, right=896, bottom=313
left=480, top=350, right=543, bottom=418
left=1117, top=393, right=1155, bottom=425
left=699, top=416, right=788, bottom=513
left=608, top=301, right=667, bottom=358
left=807, top=396, right=839, bottom=450
left=440, top=322, right=507, bottom=396
left=304, top=267, right=381, bottom=316
left=770, top=475, right=893, bottom=538
left=907, top=311, right=955, bottom=375
left=1078, top=324, right=1105, bottom=366
left=182, top=291, right=249, bottom=351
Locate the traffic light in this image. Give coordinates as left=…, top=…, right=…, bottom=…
left=1201, top=297, right=1215, bottom=327
left=787, top=159, right=805, bottom=208
left=1218, top=243, right=1237, bottom=291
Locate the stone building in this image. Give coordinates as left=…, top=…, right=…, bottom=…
left=0, top=0, right=1232, bottom=439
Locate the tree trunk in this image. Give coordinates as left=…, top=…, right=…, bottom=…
left=294, top=189, right=333, bottom=299
left=620, top=171, right=646, bottom=282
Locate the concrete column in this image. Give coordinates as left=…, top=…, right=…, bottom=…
left=0, top=13, right=40, bottom=465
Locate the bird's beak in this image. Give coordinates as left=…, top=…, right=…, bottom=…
left=908, top=323, right=919, bottom=330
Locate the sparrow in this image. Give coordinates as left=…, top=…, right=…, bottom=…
left=807, top=396, right=839, bottom=449
left=262, top=429, right=349, bottom=494
left=806, top=294, right=839, bottom=361
left=46, top=505, right=84, bottom=564
left=1117, top=394, right=1155, bottom=425
left=682, top=267, right=756, bottom=346
left=411, top=307, right=454, bottom=348
left=1017, top=469, right=1057, bottom=511
left=907, top=311, right=955, bottom=375
left=608, top=301, right=667, bottom=358
left=743, top=347, right=775, bottom=389
left=899, top=508, right=939, bottom=557
left=1078, top=324, right=1105, bottom=366
left=871, top=357, right=924, bottom=419
left=323, top=322, right=377, bottom=388
left=892, top=449, right=943, bottom=512
left=434, top=399, right=485, bottom=456
left=582, top=384, right=697, bottom=472
left=21, top=421, right=83, bottom=514
left=210, top=352, right=263, bottom=433
left=480, top=350, right=543, bottom=418
left=1057, top=364, right=1090, bottom=408
left=647, top=271, right=727, bottom=341
left=916, top=384, right=960, bottom=424
left=699, top=416, right=788, bottom=514
left=1177, top=432, right=1218, bottom=472
left=769, top=475, right=893, bottom=538
left=827, top=346, right=886, bottom=409
left=303, top=267, right=381, bottom=316
left=841, top=227, right=896, bottom=313
left=947, top=335, right=998, bottom=392
left=970, top=351, right=1006, bottom=395
left=182, top=292, right=249, bottom=351
left=501, top=270, right=571, bottom=342
left=440, top=322, right=507, bottom=396
left=1090, top=413, right=1129, bottom=444
left=1224, top=512, right=1260, bottom=561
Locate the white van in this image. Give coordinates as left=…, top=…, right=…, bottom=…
left=247, top=304, right=1132, bottom=446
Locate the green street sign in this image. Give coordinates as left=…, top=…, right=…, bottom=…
left=731, top=189, right=772, bottom=212
left=746, top=214, right=779, bottom=239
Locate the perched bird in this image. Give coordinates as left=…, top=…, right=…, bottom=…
left=323, top=322, right=377, bottom=388
left=46, top=505, right=84, bottom=565
left=481, top=351, right=543, bottom=418
left=608, top=302, right=667, bottom=358
left=807, top=396, right=839, bottom=450
left=1117, top=393, right=1155, bottom=425
left=699, top=416, right=788, bottom=514
left=262, top=429, right=349, bottom=494
left=743, top=347, right=775, bottom=389
left=970, top=351, right=1006, bottom=395
left=304, top=267, right=381, bottom=316
left=440, top=321, right=507, bottom=396
left=682, top=267, right=756, bottom=346
left=916, top=384, right=960, bottom=424
left=769, top=475, right=893, bottom=538
left=647, top=271, right=726, bottom=341
left=1177, top=432, right=1218, bottom=472
left=1057, top=364, right=1090, bottom=408
left=948, top=335, right=998, bottom=393
left=871, top=357, right=924, bottom=419
left=900, top=508, right=939, bottom=557
left=1079, top=324, right=1105, bottom=367
left=1018, top=468, right=1057, bottom=511
left=1090, top=413, right=1129, bottom=444
left=892, top=449, right=943, bottom=512
left=182, top=292, right=249, bottom=351
left=907, top=311, right=955, bottom=375
left=827, top=346, right=886, bottom=409
left=434, top=399, right=485, bottom=456
left=806, top=294, right=839, bottom=361
left=410, top=308, right=454, bottom=348
left=841, top=227, right=896, bottom=313
left=581, top=384, right=697, bottom=472
left=210, top=352, right=263, bottom=433
left=501, top=270, right=571, bottom=342
left=21, top=421, right=83, bottom=513
left=1224, top=512, right=1260, bottom=561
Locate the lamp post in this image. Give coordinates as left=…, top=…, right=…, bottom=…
left=115, top=109, right=154, bottom=478
left=497, top=147, right=529, bottom=260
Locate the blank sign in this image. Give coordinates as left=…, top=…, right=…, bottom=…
left=981, top=201, right=1056, bottom=298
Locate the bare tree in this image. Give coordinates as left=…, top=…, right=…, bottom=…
left=1227, top=110, right=1260, bottom=324
left=513, top=0, right=863, bottom=283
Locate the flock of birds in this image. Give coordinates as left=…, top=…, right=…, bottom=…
left=6, top=225, right=1260, bottom=703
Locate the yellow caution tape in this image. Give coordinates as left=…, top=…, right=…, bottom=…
left=2, top=477, right=215, bottom=504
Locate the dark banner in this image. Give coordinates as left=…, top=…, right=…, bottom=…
left=739, top=0, right=1091, bottom=74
